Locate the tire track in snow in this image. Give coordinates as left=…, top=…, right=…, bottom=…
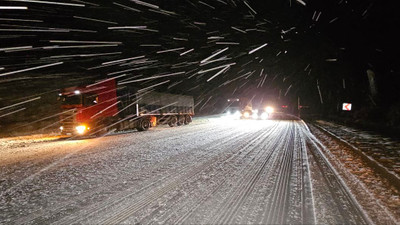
left=16, top=122, right=234, bottom=224
left=305, top=131, right=371, bottom=225
left=97, top=126, right=275, bottom=225
left=53, top=124, right=244, bottom=225
left=211, top=122, right=291, bottom=225
left=168, top=122, right=284, bottom=225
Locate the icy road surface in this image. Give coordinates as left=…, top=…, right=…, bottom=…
left=1, top=117, right=371, bottom=224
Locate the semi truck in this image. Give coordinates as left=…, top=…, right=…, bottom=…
left=224, top=97, right=251, bottom=116
left=58, top=78, right=194, bottom=136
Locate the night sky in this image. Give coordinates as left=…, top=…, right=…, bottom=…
left=0, top=0, right=399, bottom=132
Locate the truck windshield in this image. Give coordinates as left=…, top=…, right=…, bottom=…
left=229, top=101, right=240, bottom=107
left=227, top=99, right=240, bottom=107
left=83, top=94, right=98, bottom=106
left=60, top=95, right=82, bottom=105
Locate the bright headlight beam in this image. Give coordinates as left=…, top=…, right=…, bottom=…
left=75, top=125, right=86, bottom=134
left=265, top=106, right=274, bottom=114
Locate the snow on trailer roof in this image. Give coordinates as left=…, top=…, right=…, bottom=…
left=138, top=91, right=194, bottom=107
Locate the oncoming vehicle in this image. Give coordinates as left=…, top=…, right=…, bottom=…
left=223, top=97, right=275, bottom=120
left=240, top=106, right=274, bottom=120
left=224, top=98, right=242, bottom=119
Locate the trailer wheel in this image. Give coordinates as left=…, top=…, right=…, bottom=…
left=168, top=116, right=177, bottom=127
left=177, top=116, right=185, bottom=126
left=94, top=119, right=109, bottom=137
left=184, top=115, right=192, bottom=124
left=137, top=119, right=151, bottom=131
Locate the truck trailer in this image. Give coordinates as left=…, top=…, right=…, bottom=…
left=58, top=78, right=194, bottom=136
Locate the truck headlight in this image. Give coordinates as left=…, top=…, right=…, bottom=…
left=75, top=125, right=87, bottom=134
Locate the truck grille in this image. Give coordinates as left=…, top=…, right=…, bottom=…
left=60, top=109, right=76, bottom=133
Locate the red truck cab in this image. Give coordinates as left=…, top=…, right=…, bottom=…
left=58, top=79, right=119, bottom=135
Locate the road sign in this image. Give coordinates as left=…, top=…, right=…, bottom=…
left=342, top=103, right=352, bottom=111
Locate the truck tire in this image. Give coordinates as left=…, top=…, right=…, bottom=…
left=95, top=128, right=108, bottom=137
left=184, top=115, right=192, bottom=124
left=137, top=118, right=151, bottom=131
left=177, top=116, right=185, bottom=126
left=168, top=116, right=177, bottom=127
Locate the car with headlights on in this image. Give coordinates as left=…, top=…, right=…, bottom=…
left=240, top=106, right=274, bottom=120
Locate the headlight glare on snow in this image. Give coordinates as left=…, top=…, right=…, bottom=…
left=261, top=112, right=269, bottom=120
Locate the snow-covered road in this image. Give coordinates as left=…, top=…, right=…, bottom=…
left=0, top=117, right=372, bottom=224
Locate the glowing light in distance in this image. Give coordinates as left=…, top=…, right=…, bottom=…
left=265, top=106, right=274, bottom=114
left=59, top=126, right=64, bottom=130
left=243, top=112, right=250, bottom=118
left=74, top=90, right=80, bottom=95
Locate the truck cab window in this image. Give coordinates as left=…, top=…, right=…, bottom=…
left=83, top=94, right=98, bottom=106
left=60, top=95, right=82, bottom=105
